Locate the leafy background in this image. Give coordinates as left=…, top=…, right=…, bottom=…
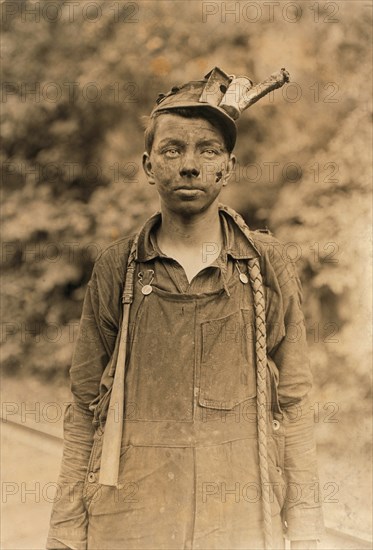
left=1, top=0, right=372, bottom=540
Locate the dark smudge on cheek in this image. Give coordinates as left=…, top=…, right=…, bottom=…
left=153, top=158, right=178, bottom=179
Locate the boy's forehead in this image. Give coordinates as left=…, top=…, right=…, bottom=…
left=153, top=114, right=226, bottom=142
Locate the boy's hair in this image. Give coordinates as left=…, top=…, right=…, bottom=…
left=143, top=107, right=234, bottom=154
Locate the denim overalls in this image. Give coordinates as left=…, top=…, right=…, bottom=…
left=83, top=252, right=286, bottom=549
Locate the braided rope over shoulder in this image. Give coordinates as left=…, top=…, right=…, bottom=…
left=218, top=203, right=261, bottom=254
left=248, top=257, right=273, bottom=550
left=218, top=206, right=273, bottom=548
left=218, top=205, right=273, bottom=547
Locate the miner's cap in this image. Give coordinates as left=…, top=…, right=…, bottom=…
left=150, top=67, right=290, bottom=151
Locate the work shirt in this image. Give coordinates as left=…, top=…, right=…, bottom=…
left=47, top=205, right=324, bottom=550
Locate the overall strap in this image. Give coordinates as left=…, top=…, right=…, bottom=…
left=99, top=233, right=139, bottom=486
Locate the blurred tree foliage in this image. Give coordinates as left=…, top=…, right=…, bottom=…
left=1, top=1, right=371, bottom=421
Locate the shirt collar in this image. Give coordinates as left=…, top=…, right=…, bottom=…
left=136, top=204, right=260, bottom=262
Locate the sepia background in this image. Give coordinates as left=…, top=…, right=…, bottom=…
left=1, top=0, right=372, bottom=547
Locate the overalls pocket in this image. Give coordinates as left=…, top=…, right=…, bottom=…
left=84, top=431, right=133, bottom=514
left=199, top=308, right=256, bottom=410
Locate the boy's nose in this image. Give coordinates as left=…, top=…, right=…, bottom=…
left=179, top=153, right=200, bottom=178
left=180, top=166, right=200, bottom=178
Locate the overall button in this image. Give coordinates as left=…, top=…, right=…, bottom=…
left=141, top=284, right=153, bottom=295
left=239, top=272, right=249, bottom=284
left=276, top=466, right=282, bottom=475
left=272, top=419, right=280, bottom=431
left=87, top=472, right=96, bottom=483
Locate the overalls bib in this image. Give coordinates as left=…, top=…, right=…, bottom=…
left=84, top=262, right=286, bottom=549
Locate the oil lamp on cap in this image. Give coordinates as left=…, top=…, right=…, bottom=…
left=151, top=67, right=290, bottom=150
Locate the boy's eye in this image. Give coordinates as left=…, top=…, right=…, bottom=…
left=202, top=149, right=219, bottom=157
left=163, top=148, right=180, bottom=158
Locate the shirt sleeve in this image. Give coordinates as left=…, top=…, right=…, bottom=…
left=259, top=237, right=325, bottom=541
left=46, top=272, right=118, bottom=550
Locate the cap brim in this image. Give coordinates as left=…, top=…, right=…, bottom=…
left=150, top=101, right=237, bottom=151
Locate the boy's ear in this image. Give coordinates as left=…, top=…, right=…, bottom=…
left=142, top=152, right=155, bottom=185
left=222, top=154, right=236, bottom=186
